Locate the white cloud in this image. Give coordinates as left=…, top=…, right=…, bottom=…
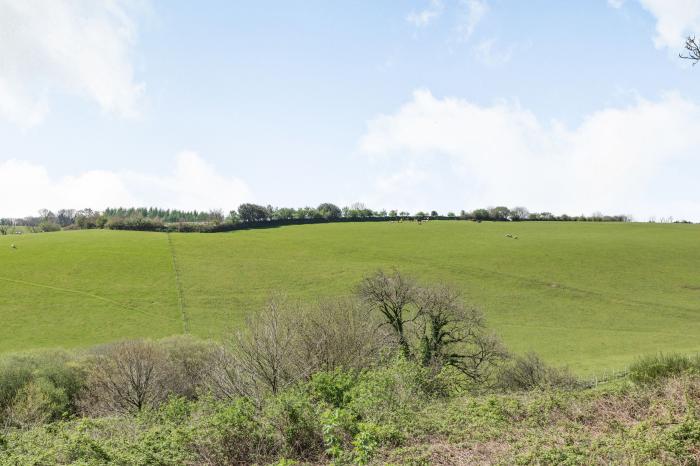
left=0, top=0, right=144, bottom=127
left=639, top=0, right=700, bottom=49
left=406, top=0, right=444, bottom=27
left=0, top=152, right=251, bottom=217
left=611, top=0, right=700, bottom=50
left=360, top=89, right=700, bottom=220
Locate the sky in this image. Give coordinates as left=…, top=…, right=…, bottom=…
left=2, top=0, right=700, bottom=221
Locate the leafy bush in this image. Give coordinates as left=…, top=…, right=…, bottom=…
left=193, top=397, right=273, bottom=465
left=105, top=216, right=165, bottom=231
left=264, top=389, right=324, bottom=460
left=0, top=350, right=84, bottom=425
left=37, top=221, right=60, bottom=232
left=628, top=353, right=700, bottom=385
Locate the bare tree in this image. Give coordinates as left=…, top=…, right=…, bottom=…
left=357, top=269, right=418, bottom=357
left=78, top=340, right=169, bottom=415
left=293, top=297, right=393, bottom=372
left=211, top=297, right=300, bottom=403
left=681, top=36, right=700, bottom=64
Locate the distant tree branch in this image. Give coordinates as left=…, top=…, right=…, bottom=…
left=680, top=36, right=700, bottom=65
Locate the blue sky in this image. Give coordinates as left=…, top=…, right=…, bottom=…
left=2, top=0, right=700, bottom=220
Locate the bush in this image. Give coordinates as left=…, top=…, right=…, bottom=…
left=37, top=221, right=60, bottom=232
left=105, top=217, right=165, bottom=231
left=264, top=389, right=324, bottom=460
left=78, top=340, right=171, bottom=415
left=0, top=350, right=84, bottom=425
left=193, top=397, right=274, bottom=465
left=628, top=353, right=700, bottom=385
left=159, top=335, right=217, bottom=399
left=5, top=378, right=69, bottom=428
left=496, top=353, right=581, bottom=391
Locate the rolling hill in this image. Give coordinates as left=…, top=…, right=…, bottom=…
left=2, top=221, right=699, bottom=374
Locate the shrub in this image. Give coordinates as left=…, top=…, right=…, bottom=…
left=37, top=221, right=60, bottom=232
left=264, top=389, right=324, bottom=460
left=628, top=353, right=700, bottom=385
left=308, top=369, right=357, bottom=408
left=293, top=298, right=392, bottom=374
left=0, top=350, right=84, bottom=424
left=159, top=335, right=217, bottom=399
left=105, top=217, right=165, bottom=231
left=6, top=378, right=69, bottom=428
left=496, top=353, right=581, bottom=391
left=193, top=397, right=273, bottom=465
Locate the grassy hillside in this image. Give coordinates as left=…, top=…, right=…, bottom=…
left=2, top=221, right=700, bottom=373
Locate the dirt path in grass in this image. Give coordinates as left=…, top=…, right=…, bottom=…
left=167, top=232, right=190, bottom=334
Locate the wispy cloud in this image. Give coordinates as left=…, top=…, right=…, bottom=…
left=472, top=38, right=515, bottom=66
left=0, top=0, right=145, bottom=128
left=406, top=0, right=444, bottom=27
left=456, top=0, right=488, bottom=40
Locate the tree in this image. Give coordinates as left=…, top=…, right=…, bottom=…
left=272, top=207, right=296, bottom=220
left=228, top=210, right=240, bottom=223
left=510, top=206, right=529, bottom=221
left=79, top=340, right=169, bottom=415
left=359, top=270, right=508, bottom=383
left=488, top=206, right=511, bottom=221
left=208, top=209, right=224, bottom=225
left=681, top=36, right=700, bottom=64
left=357, top=270, right=417, bottom=357
left=414, top=286, right=507, bottom=382
left=472, top=208, right=490, bottom=221
left=37, top=209, right=55, bottom=223
left=237, top=203, right=269, bottom=222
left=56, top=209, right=75, bottom=227
left=317, top=203, right=342, bottom=220
left=223, top=297, right=300, bottom=399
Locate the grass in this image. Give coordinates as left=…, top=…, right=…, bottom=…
left=1, top=221, right=700, bottom=374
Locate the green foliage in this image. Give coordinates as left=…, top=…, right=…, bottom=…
left=106, top=216, right=166, bottom=231
left=629, top=353, right=700, bottom=385
left=309, top=370, right=357, bottom=408
left=264, top=389, right=324, bottom=459
left=7, top=378, right=69, bottom=427
left=37, top=221, right=60, bottom=232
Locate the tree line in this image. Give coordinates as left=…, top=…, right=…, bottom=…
left=0, top=203, right=639, bottom=234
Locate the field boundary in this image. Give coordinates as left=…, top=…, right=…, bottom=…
left=167, top=232, right=190, bottom=334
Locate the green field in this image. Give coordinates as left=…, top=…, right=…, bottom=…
left=1, top=221, right=699, bottom=374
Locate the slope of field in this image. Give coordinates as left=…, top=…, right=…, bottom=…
left=2, top=222, right=699, bottom=373
left=0, top=230, right=182, bottom=350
